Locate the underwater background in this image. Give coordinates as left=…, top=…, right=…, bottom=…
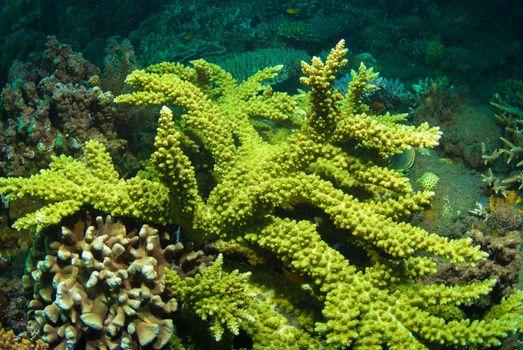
left=0, top=0, right=522, bottom=349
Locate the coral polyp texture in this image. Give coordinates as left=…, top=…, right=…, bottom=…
left=1, top=40, right=523, bottom=348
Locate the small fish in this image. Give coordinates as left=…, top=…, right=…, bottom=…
left=387, top=148, right=416, bottom=172
left=285, top=8, right=300, bottom=15
left=282, top=266, right=308, bottom=284
left=182, top=33, right=193, bottom=42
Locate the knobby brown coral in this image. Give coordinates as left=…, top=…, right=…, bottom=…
left=24, top=215, right=179, bottom=349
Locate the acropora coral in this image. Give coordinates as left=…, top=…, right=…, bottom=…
left=166, top=254, right=255, bottom=342
left=1, top=40, right=522, bottom=348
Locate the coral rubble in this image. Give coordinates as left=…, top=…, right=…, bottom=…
left=428, top=229, right=521, bottom=301
left=0, top=277, right=29, bottom=334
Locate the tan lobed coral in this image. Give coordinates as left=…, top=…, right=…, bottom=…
left=23, top=215, right=179, bottom=349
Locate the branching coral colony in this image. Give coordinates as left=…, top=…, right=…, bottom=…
left=1, top=40, right=523, bottom=349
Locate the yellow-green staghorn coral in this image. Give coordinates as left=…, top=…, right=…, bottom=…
left=0, top=140, right=174, bottom=231
left=166, top=255, right=325, bottom=349
left=246, top=217, right=523, bottom=348
left=166, top=254, right=256, bottom=342
left=1, top=40, right=522, bottom=348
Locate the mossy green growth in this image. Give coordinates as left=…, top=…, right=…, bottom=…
left=1, top=40, right=522, bottom=348
left=16, top=121, right=34, bottom=135
left=36, top=142, right=45, bottom=158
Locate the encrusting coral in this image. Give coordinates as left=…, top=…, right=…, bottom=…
left=1, top=40, right=523, bottom=348
left=0, top=37, right=135, bottom=177
left=0, top=327, right=48, bottom=349
left=428, top=229, right=521, bottom=301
